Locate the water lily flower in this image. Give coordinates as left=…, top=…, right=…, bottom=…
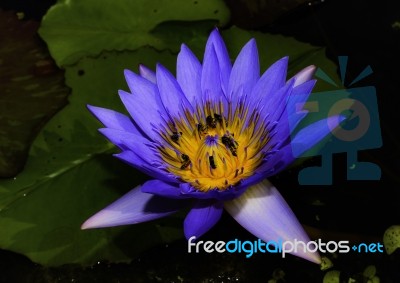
left=82, top=29, right=343, bottom=264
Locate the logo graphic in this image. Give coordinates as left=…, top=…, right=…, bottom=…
left=289, top=56, right=382, bottom=185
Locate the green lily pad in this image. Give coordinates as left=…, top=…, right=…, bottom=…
left=38, top=0, right=230, bottom=67
left=0, top=10, right=69, bottom=178
left=0, top=26, right=341, bottom=266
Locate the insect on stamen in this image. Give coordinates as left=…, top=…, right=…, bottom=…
left=180, top=154, right=191, bottom=169
left=206, top=115, right=217, bottom=128
left=221, top=134, right=238, bottom=156
left=209, top=156, right=217, bottom=169
left=197, top=123, right=208, bottom=138
left=170, top=131, right=182, bottom=144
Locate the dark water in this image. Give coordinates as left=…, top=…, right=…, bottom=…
left=1, top=0, right=400, bottom=282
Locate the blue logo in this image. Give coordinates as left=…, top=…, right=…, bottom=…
left=289, top=56, right=382, bottom=185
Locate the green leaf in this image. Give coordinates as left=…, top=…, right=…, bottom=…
left=38, top=0, right=230, bottom=66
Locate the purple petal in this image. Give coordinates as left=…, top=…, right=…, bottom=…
left=184, top=200, right=223, bottom=239
left=291, top=65, right=316, bottom=87
left=115, top=151, right=178, bottom=184
left=263, top=79, right=295, bottom=124
left=258, top=146, right=294, bottom=176
left=139, top=64, right=156, bottom=83
left=259, top=115, right=346, bottom=175
left=118, top=90, right=165, bottom=141
left=256, top=80, right=295, bottom=144
left=87, top=105, right=140, bottom=134
left=205, top=29, right=232, bottom=95
left=95, top=123, right=176, bottom=183
left=98, top=128, right=155, bottom=159
left=201, top=44, right=223, bottom=101
left=291, top=115, right=346, bottom=157
left=177, top=44, right=202, bottom=105
left=265, top=79, right=316, bottom=147
left=286, top=79, right=317, bottom=133
left=224, top=179, right=321, bottom=264
left=250, top=57, right=288, bottom=107
left=290, top=79, right=317, bottom=105
left=120, top=70, right=167, bottom=141
left=81, top=184, right=187, bottom=229
left=141, top=179, right=190, bottom=199
left=156, top=63, right=193, bottom=117
left=124, top=69, right=158, bottom=96
left=228, top=39, right=259, bottom=99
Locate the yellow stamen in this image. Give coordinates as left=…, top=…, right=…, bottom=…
left=158, top=100, right=270, bottom=192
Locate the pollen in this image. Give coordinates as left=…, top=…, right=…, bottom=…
left=158, top=100, right=270, bottom=192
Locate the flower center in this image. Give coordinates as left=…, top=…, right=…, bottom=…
left=158, top=100, right=270, bottom=191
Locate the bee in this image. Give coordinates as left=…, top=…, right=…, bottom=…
left=209, top=156, right=217, bottom=169
left=170, top=131, right=182, bottom=144
left=197, top=122, right=208, bottom=138
left=206, top=115, right=217, bottom=128
left=180, top=154, right=191, bottom=169
left=206, top=114, right=226, bottom=128
left=221, top=135, right=238, bottom=157
left=213, top=113, right=224, bottom=126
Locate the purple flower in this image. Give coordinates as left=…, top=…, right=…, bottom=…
left=82, top=29, right=342, bottom=264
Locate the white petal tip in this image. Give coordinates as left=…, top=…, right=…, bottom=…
left=80, top=209, right=129, bottom=230
left=225, top=179, right=321, bottom=264
left=80, top=211, right=112, bottom=230
left=293, top=65, right=317, bottom=87
left=80, top=221, right=92, bottom=230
